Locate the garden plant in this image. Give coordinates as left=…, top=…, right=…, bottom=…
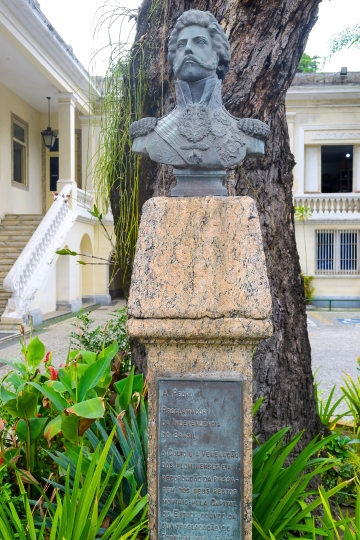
left=0, top=308, right=360, bottom=538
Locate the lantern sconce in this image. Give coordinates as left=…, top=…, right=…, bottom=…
left=41, top=97, right=56, bottom=149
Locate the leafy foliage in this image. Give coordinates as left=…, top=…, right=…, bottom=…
left=321, top=435, right=360, bottom=506
left=70, top=308, right=131, bottom=369
left=89, top=4, right=145, bottom=289
left=0, top=432, right=148, bottom=539
left=252, top=428, right=347, bottom=539
left=297, top=53, right=321, bottom=73
left=294, top=205, right=313, bottom=278
left=294, top=205, right=312, bottom=222
left=315, top=382, right=349, bottom=429
left=342, top=366, right=360, bottom=429
left=302, top=273, right=315, bottom=303
left=328, top=23, right=360, bottom=57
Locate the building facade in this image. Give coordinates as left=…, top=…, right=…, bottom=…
left=287, top=72, right=360, bottom=307
left=0, top=0, right=114, bottom=327
left=1, top=0, right=359, bottom=325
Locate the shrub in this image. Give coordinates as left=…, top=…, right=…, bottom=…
left=71, top=307, right=131, bottom=371
left=301, top=272, right=315, bottom=303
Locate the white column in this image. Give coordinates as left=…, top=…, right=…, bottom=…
left=79, top=115, right=92, bottom=191
left=79, top=115, right=102, bottom=192
left=354, top=145, right=360, bottom=193
left=305, top=146, right=321, bottom=193
left=57, top=93, right=77, bottom=208
left=286, top=112, right=296, bottom=153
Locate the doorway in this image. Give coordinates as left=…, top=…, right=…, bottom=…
left=46, top=137, right=59, bottom=210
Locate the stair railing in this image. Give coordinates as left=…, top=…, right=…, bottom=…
left=2, top=184, right=76, bottom=322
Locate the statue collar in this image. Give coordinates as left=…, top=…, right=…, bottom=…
left=175, top=76, right=220, bottom=108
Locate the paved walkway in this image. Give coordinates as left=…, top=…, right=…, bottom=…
left=308, top=310, right=360, bottom=410
left=0, top=306, right=359, bottom=414
left=0, top=300, right=126, bottom=377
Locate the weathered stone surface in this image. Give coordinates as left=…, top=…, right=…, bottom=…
left=127, top=317, right=272, bottom=342
left=128, top=195, right=272, bottom=540
left=128, top=196, right=272, bottom=321
left=142, top=342, right=254, bottom=540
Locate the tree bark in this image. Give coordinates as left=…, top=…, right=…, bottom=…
left=124, top=0, right=324, bottom=446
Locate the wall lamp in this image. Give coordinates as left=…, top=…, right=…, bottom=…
left=41, top=97, right=56, bottom=149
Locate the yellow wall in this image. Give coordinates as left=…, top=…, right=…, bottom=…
left=30, top=220, right=114, bottom=315
left=0, top=81, right=42, bottom=216
left=295, top=222, right=360, bottom=298
left=286, top=98, right=360, bottom=194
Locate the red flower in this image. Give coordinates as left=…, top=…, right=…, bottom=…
left=37, top=414, right=42, bottom=418
left=44, top=351, right=51, bottom=363
left=0, top=454, right=4, bottom=466
left=49, top=366, right=58, bottom=380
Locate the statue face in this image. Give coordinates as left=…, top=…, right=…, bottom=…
left=174, top=25, right=217, bottom=82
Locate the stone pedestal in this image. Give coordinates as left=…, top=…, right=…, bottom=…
left=127, top=196, right=272, bottom=540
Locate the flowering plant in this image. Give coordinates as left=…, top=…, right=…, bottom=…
left=0, top=331, right=119, bottom=489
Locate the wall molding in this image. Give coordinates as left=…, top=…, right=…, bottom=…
left=312, top=132, right=360, bottom=140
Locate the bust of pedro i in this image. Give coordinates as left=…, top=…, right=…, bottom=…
left=130, top=10, right=269, bottom=192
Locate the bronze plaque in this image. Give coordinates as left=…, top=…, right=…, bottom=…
left=158, top=379, right=243, bottom=540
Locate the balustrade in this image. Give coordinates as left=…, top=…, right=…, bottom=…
left=294, top=194, right=360, bottom=216
left=1, top=184, right=77, bottom=322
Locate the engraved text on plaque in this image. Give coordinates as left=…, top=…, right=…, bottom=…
left=158, top=379, right=243, bottom=540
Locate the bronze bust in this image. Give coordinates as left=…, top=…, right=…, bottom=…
left=130, top=10, right=269, bottom=196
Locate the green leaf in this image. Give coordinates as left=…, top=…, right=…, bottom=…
left=25, top=336, right=46, bottom=369
left=77, top=356, right=112, bottom=402
left=132, top=373, right=144, bottom=395
left=97, top=342, right=119, bottom=363
left=61, top=413, right=80, bottom=445
left=15, top=418, right=28, bottom=442
left=4, top=392, right=37, bottom=419
left=57, top=368, right=74, bottom=397
left=56, top=248, right=77, bottom=256
left=77, top=260, right=86, bottom=265
left=114, top=366, right=134, bottom=410
left=96, top=372, right=112, bottom=389
left=30, top=417, right=48, bottom=441
left=29, top=382, right=68, bottom=413
left=253, top=397, right=264, bottom=416
left=66, top=398, right=105, bottom=419
left=6, top=372, right=24, bottom=391
left=0, top=358, right=26, bottom=375
left=44, top=415, right=62, bottom=441
left=44, top=380, right=67, bottom=393
left=16, top=417, right=48, bottom=442
left=0, top=386, right=16, bottom=403
left=79, top=351, right=97, bottom=365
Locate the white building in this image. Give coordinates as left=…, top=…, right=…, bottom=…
left=1, top=0, right=358, bottom=326
left=0, top=0, right=115, bottom=327
left=287, top=71, right=360, bottom=308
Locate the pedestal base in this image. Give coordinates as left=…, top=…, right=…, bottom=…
left=127, top=195, right=273, bottom=540
left=171, top=168, right=227, bottom=196
left=144, top=340, right=256, bottom=540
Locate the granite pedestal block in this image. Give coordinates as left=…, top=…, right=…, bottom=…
left=127, top=196, right=272, bottom=540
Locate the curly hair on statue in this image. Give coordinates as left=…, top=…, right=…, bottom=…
left=167, top=10, right=231, bottom=80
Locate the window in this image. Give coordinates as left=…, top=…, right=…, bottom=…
left=321, top=145, right=353, bottom=193
left=12, top=114, right=28, bottom=187
left=49, top=137, right=59, bottom=191
left=316, top=229, right=359, bottom=274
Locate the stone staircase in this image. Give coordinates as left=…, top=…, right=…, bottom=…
left=0, top=214, right=43, bottom=317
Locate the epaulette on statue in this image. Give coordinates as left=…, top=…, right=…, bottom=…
left=238, top=118, right=270, bottom=142
left=130, top=117, right=158, bottom=140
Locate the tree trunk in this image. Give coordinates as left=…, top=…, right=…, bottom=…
left=124, top=0, right=324, bottom=446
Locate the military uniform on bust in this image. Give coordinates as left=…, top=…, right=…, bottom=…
left=129, top=10, right=270, bottom=196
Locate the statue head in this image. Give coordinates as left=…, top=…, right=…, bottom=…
left=168, top=10, right=231, bottom=82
